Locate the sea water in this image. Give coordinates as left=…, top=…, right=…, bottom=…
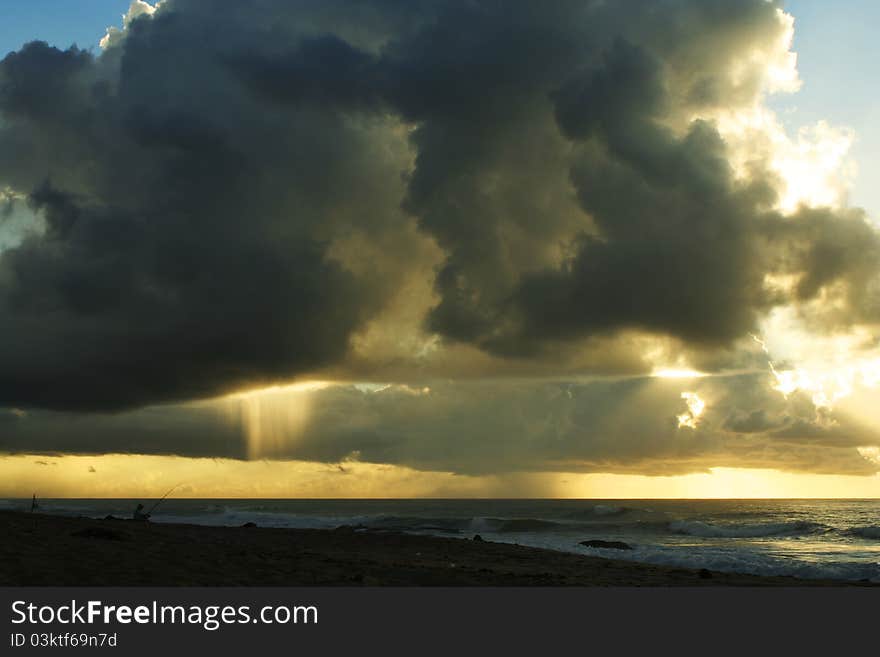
left=4, top=498, right=879, bottom=582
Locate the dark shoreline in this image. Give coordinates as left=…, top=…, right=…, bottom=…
left=0, top=510, right=873, bottom=586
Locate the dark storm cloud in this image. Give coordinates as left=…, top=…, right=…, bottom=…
left=763, top=206, right=880, bottom=327
left=231, top=0, right=880, bottom=356
left=230, top=35, right=384, bottom=110
left=1, top=0, right=879, bottom=417
left=390, top=16, right=875, bottom=355
left=0, top=41, right=92, bottom=119
left=0, top=20, right=401, bottom=410
left=0, top=402, right=244, bottom=458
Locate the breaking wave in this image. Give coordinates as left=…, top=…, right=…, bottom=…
left=844, top=525, right=880, bottom=540
left=668, top=520, right=829, bottom=538
left=574, top=542, right=880, bottom=582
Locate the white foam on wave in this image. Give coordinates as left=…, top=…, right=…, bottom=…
left=492, top=532, right=880, bottom=582
left=469, top=517, right=497, bottom=532
left=592, top=505, right=624, bottom=516
left=575, top=542, right=880, bottom=582
left=668, top=519, right=824, bottom=538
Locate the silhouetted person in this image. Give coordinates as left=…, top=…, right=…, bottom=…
left=30, top=494, right=38, bottom=513
left=132, top=503, right=151, bottom=521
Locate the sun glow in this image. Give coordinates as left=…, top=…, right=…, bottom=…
left=677, top=392, right=705, bottom=429
left=652, top=368, right=708, bottom=379
left=771, top=121, right=856, bottom=213
left=858, top=446, right=880, bottom=466
left=574, top=467, right=880, bottom=499
left=759, top=343, right=880, bottom=411
left=713, top=107, right=856, bottom=214
left=752, top=317, right=880, bottom=412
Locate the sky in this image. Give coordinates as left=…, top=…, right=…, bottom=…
left=1, top=0, right=880, bottom=498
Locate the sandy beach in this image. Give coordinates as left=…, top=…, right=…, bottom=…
left=0, top=510, right=873, bottom=586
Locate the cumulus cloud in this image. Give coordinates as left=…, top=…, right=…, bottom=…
left=0, top=13, right=413, bottom=410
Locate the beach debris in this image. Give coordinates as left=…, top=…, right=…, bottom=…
left=698, top=568, right=713, bottom=579
left=473, top=534, right=484, bottom=542
left=580, top=540, right=633, bottom=550
left=241, top=522, right=258, bottom=528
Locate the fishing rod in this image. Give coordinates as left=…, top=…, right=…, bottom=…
left=146, top=483, right=181, bottom=515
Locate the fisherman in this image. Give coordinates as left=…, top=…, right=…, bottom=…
left=132, top=503, right=151, bottom=521
left=132, top=484, right=179, bottom=522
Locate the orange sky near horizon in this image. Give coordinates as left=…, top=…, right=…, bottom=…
left=3, top=453, right=879, bottom=499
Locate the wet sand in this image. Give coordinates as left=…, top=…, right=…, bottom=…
left=0, top=510, right=871, bottom=586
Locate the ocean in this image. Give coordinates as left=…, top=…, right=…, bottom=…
left=4, top=498, right=879, bottom=582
